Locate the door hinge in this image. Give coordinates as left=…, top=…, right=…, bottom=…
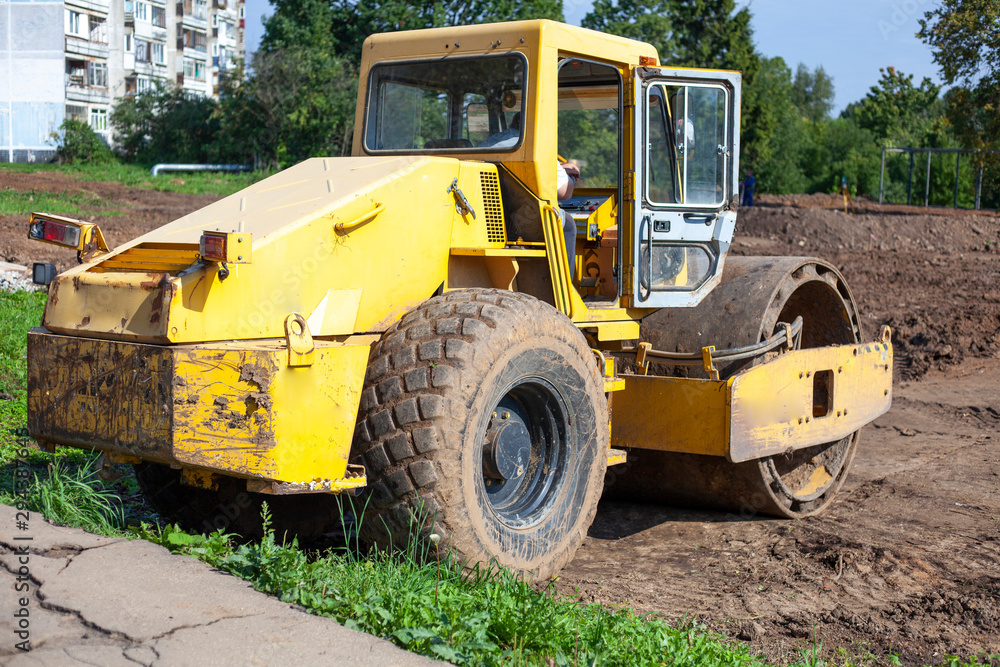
left=623, top=265, right=634, bottom=295
left=624, top=78, right=635, bottom=108
left=623, top=172, right=635, bottom=201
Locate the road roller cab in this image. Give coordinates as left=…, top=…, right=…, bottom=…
left=26, top=20, right=892, bottom=579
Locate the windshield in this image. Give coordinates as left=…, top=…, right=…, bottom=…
left=364, top=55, right=526, bottom=153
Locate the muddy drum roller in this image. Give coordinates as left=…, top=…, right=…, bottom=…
left=608, top=257, right=892, bottom=518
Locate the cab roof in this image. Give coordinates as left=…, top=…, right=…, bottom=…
left=359, top=19, right=659, bottom=67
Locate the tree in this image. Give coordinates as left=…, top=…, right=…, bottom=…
left=845, top=67, right=940, bottom=144
left=52, top=119, right=115, bottom=165
left=791, top=63, right=834, bottom=123
left=581, top=0, right=673, bottom=60
left=750, top=57, right=809, bottom=194
left=919, top=0, right=1000, bottom=204
left=219, top=50, right=357, bottom=169
left=327, top=0, right=564, bottom=62
left=110, top=82, right=222, bottom=163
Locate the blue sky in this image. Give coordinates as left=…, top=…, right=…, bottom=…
left=244, top=0, right=944, bottom=113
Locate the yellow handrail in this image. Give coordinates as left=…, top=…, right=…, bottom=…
left=335, top=202, right=385, bottom=235
left=541, top=205, right=574, bottom=317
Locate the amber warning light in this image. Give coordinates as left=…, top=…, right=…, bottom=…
left=199, top=231, right=252, bottom=264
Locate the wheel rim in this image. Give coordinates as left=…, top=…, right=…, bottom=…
left=479, top=377, right=571, bottom=529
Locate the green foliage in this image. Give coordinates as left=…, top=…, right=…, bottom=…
left=791, top=64, right=835, bottom=124
left=0, top=187, right=121, bottom=218
left=27, top=458, right=126, bottom=535
left=748, top=57, right=808, bottom=194
left=326, top=0, right=564, bottom=62
left=1, top=162, right=269, bottom=196
left=110, top=82, right=222, bottom=164
left=0, top=291, right=46, bottom=454
left=53, top=119, right=115, bottom=166
left=919, top=0, right=1000, bottom=208
left=582, top=0, right=673, bottom=59
left=140, top=509, right=777, bottom=667
left=845, top=67, right=941, bottom=144
left=219, top=50, right=357, bottom=169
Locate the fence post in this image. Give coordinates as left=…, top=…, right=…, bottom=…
left=953, top=153, right=961, bottom=209
left=907, top=150, right=915, bottom=206
left=975, top=167, right=983, bottom=210
left=924, top=151, right=932, bottom=207
left=879, top=148, right=886, bottom=204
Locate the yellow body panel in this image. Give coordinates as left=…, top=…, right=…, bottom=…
left=611, top=340, right=893, bottom=462
left=27, top=328, right=374, bottom=486
left=43, top=157, right=465, bottom=343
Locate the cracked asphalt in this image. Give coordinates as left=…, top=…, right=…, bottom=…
left=0, top=505, right=439, bottom=666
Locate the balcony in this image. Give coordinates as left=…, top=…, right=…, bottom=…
left=177, top=0, right=208, bottom=29
left=66, top=81, right=110, bottom=105
left=65, top=0, right=110, bottom=15
left=65, top=36, right=108, bottom=59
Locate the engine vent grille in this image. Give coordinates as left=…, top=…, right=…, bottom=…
left=480, top=171, right=506, bottom=244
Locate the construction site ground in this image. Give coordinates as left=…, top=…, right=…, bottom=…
left=2, top=171, right=999, bottom=665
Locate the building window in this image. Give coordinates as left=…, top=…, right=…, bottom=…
left=211, top=13, right=218, bottom=27
left=136, top=76, right=151, bottom=94
left=151, top=6, right=166, bottom=27
left=238, top=6, right=244, bottom=18
left=134, top=1, right=148, bottom=21
left=90, top=108, right=108, bottom=133
left=183, top=58, right=206, bottom=81
left=194, top=0, right=207, bottom=20
left=124, top=33, right=133, bottom=52
left=87, top=62, right=108, bottom=88
left=66, top=10, right=84, bottom=36
left=66, top=60, right=86, bottom=87
left=89, top=17, right=107, bottom=43
left=152, top=42, right=165, bottom=64
left=211, top=43, right=218, bottom=57
left=181, top=29, right=207, bottom=52
left=135, top=39, right=150, bottom=62
left=66, top=105, right=87, bottom=122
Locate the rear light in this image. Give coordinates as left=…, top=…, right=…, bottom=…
left=199, top=231, right=252, bottom=264
left=29, top=216, right=81, bottom=248
left=200, top=234, right=228, bottom=261
left=27, top=213, right=109, bottom=260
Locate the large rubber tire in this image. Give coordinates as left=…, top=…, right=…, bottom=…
left=606, top=257, right=862, bottom=518
left=135, top=462, right=344, bottom=542
left=350, top=289, right=608, bottom=579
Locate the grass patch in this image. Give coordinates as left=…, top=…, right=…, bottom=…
left=0, top=162, right=272, bottom=198
left=0, top=290, right=46, bottom=454
left=0, top=187, right=123, bottom=217
left=138, top=511, right=779, bottom=667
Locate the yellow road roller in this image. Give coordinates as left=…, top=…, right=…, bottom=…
left=26, top=20, right=892, bottom=578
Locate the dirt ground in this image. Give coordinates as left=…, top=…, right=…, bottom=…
left=560, top=195, right=1000, bottom=666
left=2, top=171, right=999, bottom=665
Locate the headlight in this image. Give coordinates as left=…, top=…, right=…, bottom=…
left=640, top=243, right=715, bottom=291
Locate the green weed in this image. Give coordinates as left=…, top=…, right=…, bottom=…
left=0, top=187, right=123, bottom=217
left=0, top=290, right=46, bottom=455
left=0, top=163, right=272, bottom=197
left=27, top=457, right=125, bottom=535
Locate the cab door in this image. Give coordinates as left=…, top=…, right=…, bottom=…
left=631, top=68, right=741, bottom=308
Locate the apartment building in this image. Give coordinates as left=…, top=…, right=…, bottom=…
left=0, top=0, right=245, bottom=162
